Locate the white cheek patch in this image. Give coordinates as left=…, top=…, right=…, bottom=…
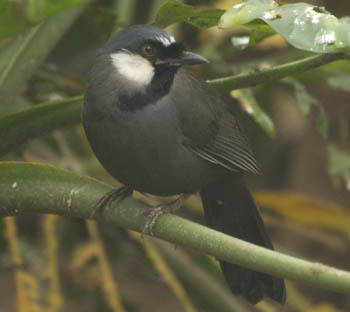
left=110, top=51, right=154, bottom=86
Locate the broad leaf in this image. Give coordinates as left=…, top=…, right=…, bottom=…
left=220, top=0, right=350, bottom=53
left=231, top=28, right=275, bottom=50
left=153, top=0, right=224, bottom=29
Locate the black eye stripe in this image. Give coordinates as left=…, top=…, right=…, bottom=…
left=141, top=41, right=184, bottom=58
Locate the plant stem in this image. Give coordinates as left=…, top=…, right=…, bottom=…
left=1, top=162, right=350, bottom=295
left=208, top=53, right=347, bottom=91
left=0, top=95, right=82, bottom=158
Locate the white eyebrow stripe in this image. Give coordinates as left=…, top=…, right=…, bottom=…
left=154, top=34, right=176, bottom=47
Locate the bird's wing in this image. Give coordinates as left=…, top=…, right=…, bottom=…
left=174, top=69, right=259, bottom=174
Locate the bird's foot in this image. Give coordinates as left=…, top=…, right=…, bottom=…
left=142, top=194, right=190, bottom=236
left=90, top=186, right=132, bottom=218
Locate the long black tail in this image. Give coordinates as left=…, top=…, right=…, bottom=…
left=200, top=174, right=286, bottom=304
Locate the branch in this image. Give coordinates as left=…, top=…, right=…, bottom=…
left=0, top=95, right=82, bottom=158
left=1, top=54, right=348, bottom=158
left=208, top=53, right=348, bottom=91
left=1, top=162, right=350, bottom=295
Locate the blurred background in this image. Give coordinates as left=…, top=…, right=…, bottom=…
left=0, top=0, right=349, bottom=311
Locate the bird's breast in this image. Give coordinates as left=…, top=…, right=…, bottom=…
left=83, top=97, right=220, bottom=195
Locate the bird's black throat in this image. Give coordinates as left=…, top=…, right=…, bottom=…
left=117, top=65, right=179, bottom=112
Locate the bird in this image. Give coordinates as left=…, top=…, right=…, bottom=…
left=82, top=24, right=286, bottom=304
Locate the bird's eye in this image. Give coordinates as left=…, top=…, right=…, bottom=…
left=141, top=44, right=155, bottom=56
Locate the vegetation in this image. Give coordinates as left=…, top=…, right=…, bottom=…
left=0, top=1, right=349, bottom=311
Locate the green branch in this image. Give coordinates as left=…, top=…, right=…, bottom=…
left=0, top=95, right=82, bottom=158
left=208, top=53, right=348, bottom=91
left=1, top=162, right=350, bottom=295
left=1, top=54, right=348, bottom=158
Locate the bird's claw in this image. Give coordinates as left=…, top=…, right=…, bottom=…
left=90, top=186, right=132, bottom=218
left=142, top=205, right=167, bottom=236
left=141, top=194, right=190, bottom=236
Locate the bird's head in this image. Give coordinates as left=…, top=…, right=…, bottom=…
left=100, top=25, right=208, bottom=88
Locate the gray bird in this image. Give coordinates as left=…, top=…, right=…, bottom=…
left=82, top=24, right=286, bottom=304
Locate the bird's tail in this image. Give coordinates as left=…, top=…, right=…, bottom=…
left=200, top=174, right=286, bottom=304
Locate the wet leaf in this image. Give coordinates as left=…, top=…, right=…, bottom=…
left=153, top=0, right=224, bottom=29
left=220, top=0, right=350, bottom=53
left=231, top=89, right=275, bottom=138
left=231, top=28, right=275, bottom=50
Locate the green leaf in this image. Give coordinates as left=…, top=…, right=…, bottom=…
left=153, top=0, right=224, bottom=29
left=220, top=0, right=350, bottom=53
left=0, top=96, right=83, bottom=158
left=0, top=0, right=89, bottom=40
left=284, top=78, right=329, bottom=138
left=0, top=1, right=32, bottom=39
left=327, top=144, right=350, bottom=190
left=231, top=89, right=276, bottom=138
left=284, top=78, right=318, bottom=116
left=327, top=74, right=350, bottom=92
left=231, top=28, right=275, bottom=50
left=0, top=4, right=87, bottom=112
left=316, top=106, right=329, bottom=139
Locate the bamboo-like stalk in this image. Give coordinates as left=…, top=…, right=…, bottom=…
left=1, top=162, right=350, bottom=295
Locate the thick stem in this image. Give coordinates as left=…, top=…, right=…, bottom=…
left=208, top=53, right=347, bottom=91
left=0, top=95, right=82, bottom=158
left=1, top=162, right=350, bottom=295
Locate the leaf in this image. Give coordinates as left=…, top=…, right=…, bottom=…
left=284, top=78, right=318, bottom=116
left=255, top=191, right=350, bottom=235
left=327, top=74, right=350, bottom=92
left=284, top=78, right=329, bottom=138
left=0, top=4, right=87, bottom=111
left=153, top=0, right=224, bottom=29
left=0, top=1, right=32, bottom=39
left=220, top=0, right=350, bottom=53
left=231, top=28, right=275, bottom=50
left=327, top=144, right=350, bottom=190
left=0, top=96, right=82, bottom=158
left=231, top=89, right=276, bottom=138
left=0, top=0, right=89, bottom=40
left=316, top=107, right=329, bottom=139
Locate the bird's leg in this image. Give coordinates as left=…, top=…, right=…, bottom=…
left=142, top=193, right=191, bottom=235
left=90, top=186, right=133, bottom=218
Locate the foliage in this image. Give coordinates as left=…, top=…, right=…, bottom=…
left=153, top=0, right=224, bottom=29
left=221, top=0, right=350, bottom=53
left=0, top=0, right=350, bottom=311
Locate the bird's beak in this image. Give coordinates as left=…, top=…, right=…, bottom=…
left=168, top=51, right=209, bottom=66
